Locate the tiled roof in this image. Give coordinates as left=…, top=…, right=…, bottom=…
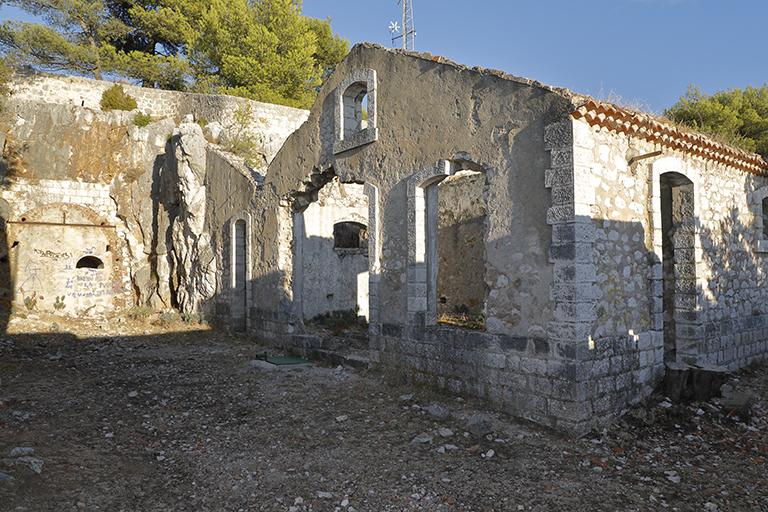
left=571, top=99, right=768, bottom=176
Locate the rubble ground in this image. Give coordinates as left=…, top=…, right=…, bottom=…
left=1, top=311, right=767, bottom=511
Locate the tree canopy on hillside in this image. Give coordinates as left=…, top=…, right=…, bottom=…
left=0, top=0, right=348, bottom=107
left=664, top=84, right=768, bottom=161
left=191, top=0, right=347, bottom=108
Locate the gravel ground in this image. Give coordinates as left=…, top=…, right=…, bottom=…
left=1, top=311, right=767, bottom=512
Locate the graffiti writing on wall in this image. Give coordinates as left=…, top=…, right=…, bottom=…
left=65, top=270, right=126, bottom=298
left=34, top=248, right=72, bottom=260
left=17, top=259, right=44, bottom=294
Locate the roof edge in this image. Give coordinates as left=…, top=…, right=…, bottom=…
left=571, top=98, right=768, bottom=176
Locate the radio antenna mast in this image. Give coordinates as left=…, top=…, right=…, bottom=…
left=390, top=0, right=415, bottom=50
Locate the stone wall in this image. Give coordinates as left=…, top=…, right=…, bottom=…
left=253, top=44, right=768, bottom=435
left=0, top=178, right=131, bottom=314
left=0, top=72, right=308, bottom=319
left=253, top=44, right=592, bottom=431
left=6, top=68, right=309, bottom=163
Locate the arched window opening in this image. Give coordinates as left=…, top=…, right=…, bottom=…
left=232, top=217, right=249, bottom=332
left=76, top=256, right=104, bottom=269
left=334, top=221, right=368, bottom=249
left=342, top=83, right=368, bottom=139
left=333, top=69, right=377, bottom=154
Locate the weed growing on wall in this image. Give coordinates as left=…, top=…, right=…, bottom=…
left=129, top=307, right=153, bottom=322
left=181, top=311, right=206, bottom=325
left=223, top=102, right=264, bottom=169
left=53, top=295, right=66, bottom=310
left=22, top=291, right=37, bottom=311
left=101, top=84, right=137, bottom=111
left=438, top=304, right=485, bottom=330
left=310, top=308, right=365, bottom=335
left=0, top=58, right=11, bottom=111
left=134, top=112, right=152, bottom=127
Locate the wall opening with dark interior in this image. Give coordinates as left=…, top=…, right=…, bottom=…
left=436, top=170, right=487, bottom=328
left=660, top=171, right=695, bottom=363
left=232, top=218, right=248, bottom=332
left=76, top=256, right=104, bottom=269
left=762, top=197, right=768, bottom=239
left=333, top=221, right=368, bottom=250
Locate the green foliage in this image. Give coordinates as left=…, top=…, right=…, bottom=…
left=158, top=310, right=180, bottom=325
left=196, top=116, right=208, bottom=127
left=0, top=57, right=12, bottom=108
left=130, top=306, right=153, bottom=322
left=0, top=0, right=192, bottom=87
left=53, top=295, right=66, bottom=310
left=181, top=311, right=206, bottom=324
left=134, top=112, right=152, bottom=127
left=439, top=304, right=485, bottom=330
left=0, top=2, right=115, bottom=80
left=101, top=84, right=137, bottom=111
left=23, top=292, right=37, bottom=311
left=310, top=308, right=363, bottom=335
left=665, top=84, right=768, bottom=160
left=0, top=0, right=348, bottom=106
left=222, top=102, right=264, bottom=168
left=191, top=0, right=349, bottom=108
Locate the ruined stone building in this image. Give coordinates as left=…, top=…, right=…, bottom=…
left=2, top=44, right=767, bottom=434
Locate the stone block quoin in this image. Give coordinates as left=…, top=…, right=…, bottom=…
left=545, top=119, right=596, bottom=345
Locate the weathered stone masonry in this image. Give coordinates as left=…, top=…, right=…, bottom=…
left=4, top=45, right=768, bottom=435
left=252, top=44, right=768, bottom=434
left=0, top=69, right=308, bottom=320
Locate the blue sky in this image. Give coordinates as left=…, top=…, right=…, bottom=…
left=302, top=0, right=767, bottom=114
left=0, top=0, right=764, bottom=114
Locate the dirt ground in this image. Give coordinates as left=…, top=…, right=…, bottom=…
left=1, top=311, right=767, bottom=512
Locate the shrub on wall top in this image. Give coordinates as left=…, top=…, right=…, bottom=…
left=101, top=84, right=137, bottom=111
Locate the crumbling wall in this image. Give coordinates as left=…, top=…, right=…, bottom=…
left=256, top=44, right=583, bottom=431
left=0, top=74, right=308, bottom=319
left=297, top=179, right=369, bottom=321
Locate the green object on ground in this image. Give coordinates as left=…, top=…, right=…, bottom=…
left=256, top=353, right=312, bottom=365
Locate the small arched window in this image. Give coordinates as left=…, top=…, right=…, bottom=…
left=334, top=69, right=377, bottom=154
left=76, top=256, right=104, bottom=269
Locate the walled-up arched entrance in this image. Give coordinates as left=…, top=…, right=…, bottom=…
left=7, top=203, right=127, bottom=313
left=231, top=214, right=251, bottom=332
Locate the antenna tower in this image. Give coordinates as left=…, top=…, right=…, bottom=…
left=390, top=0, right=415, bottom=50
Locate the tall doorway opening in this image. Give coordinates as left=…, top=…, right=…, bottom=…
left=660, top=172, right=695, bottom=363
left=233, top=219, right=247, bottom=332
